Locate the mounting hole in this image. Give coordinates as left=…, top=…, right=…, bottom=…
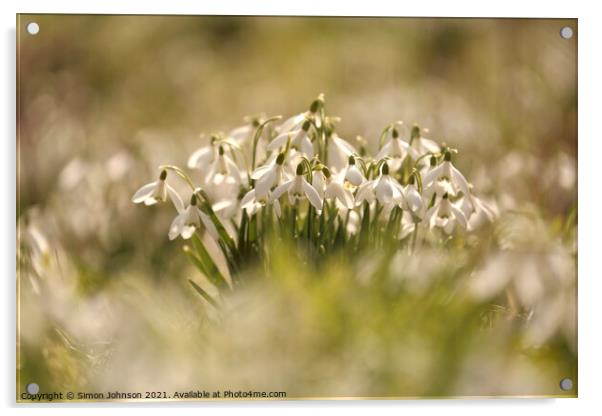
left=26, top=383, right=40, bottom=394
left=560, top=26, right=573, bottom=39
left=26, top=22, right=40, bottom=36
left=559, top=377, right=573, bottom=391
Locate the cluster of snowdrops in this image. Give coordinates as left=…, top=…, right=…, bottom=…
left=132, top=95, right=497, bottom=289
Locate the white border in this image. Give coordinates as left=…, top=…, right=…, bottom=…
left=3, top=1, right=601, bottom=415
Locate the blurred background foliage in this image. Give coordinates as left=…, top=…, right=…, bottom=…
left=17, top=15, right=576, bottom=399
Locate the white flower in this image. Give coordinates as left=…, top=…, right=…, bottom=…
left=227, top=124, right=253, bottom=144
left=188, top=139, right=217, bottom=171
left=312, top=167, right=354, bottom=209
left=356, top=163, right=405, bottom=206
left=409, top=125, right=440, bottom=156
left=250, top=153, right=292, bottom=201
left=132, top=170, right=184, bottom=212
left=204, top=145, right=243, bottom=185
left=402, top=179, right=426, bottom=221
left=267, top=120, right=314, bottom=157
left=375, top=129, right=418, bottom=171
left=168, top=194, right=218, bottom=240
left=424, top=193, right=467, bottom=234
left=278, top=112, right=309, bottom=134
left=341, top=155, right=365, bottom=186
left=328, top=134, right=358, bottom=172
left=457, top=194, right=498, bottom=231
left=423, top=152, right=471, bottom=201
left=270, top=164, right=323, bottom=211
left=240, top=188, right=282, bottom=217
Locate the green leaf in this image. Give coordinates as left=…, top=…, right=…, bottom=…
left=189, top=235, right=229, bottom=290
left=188, top=279, right=219, bottom=308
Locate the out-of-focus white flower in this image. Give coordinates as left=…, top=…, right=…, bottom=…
left=132, top=170, right=184, bottom=212
left=328, top=134, right=358, bottom=172
left=356, top=162, right=404, bottom=206
left=424, top=193, right=467, bottom=234
left=250, top=153, right=292, bottom=201
left=227, top=124, right=254, bottom=145
left=270, top=164, right=323, bottom=211
left=277, top=112, right=309, bottom=134
left=409, top=125, right=440, bottom=157
left=457, top=194, right=498, bottom=231
left=423, top=152, right=471, bottom=201
left=313, top=167, right=355, bottom=209
left=188, top=138, right=218, bottom=171
left=267, top=120, right=314, bottom=157
left=168, top=194, right=218, bottom=240
left=375, top=129, right=418, bottom=171
left=240, top=189, right=282, bottom=218
left=402, top=178, right=425, bottom=221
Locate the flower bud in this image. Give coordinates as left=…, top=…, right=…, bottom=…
left=302, top=120, right=311, bottom=131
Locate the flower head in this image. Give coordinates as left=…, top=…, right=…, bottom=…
left=132, top=170, right=184, bottom=212
left=424, top=193, right=467, bottom=234
left=270, top=163, right=323, bottom=210
left=168, top=194, right=218, bottom=240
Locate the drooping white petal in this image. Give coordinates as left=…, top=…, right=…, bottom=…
left=422, top=164, right=444, bottom=186
left=345, top=165, right=364, bottom=186
left=241, top=189, right=257, bottom=208
left=270, top=179, right=294, bottom=202
left=255, top=167, right=277, bottom=200
left=273, top=199, right=282, bottom=218
left=326, top=182, right=354, bottom=209
left=375, top=141, right=392, bottom=161
left=132, top=181, right=158, bottom=203
left=299, top=134, right=314, bottom=157
left=374, top=176, right=394, bottom=204
left=278, top=112, right=307, bottom=133
left=450, top=164, right=471, bottom=196
left=302, top=179, right=323, bottom=210
left=312, top=171, right=326, bottom=198
left=251, top=163, right=273, bottom=180
left=267, top=131, right=297, bottom=151
left=168, top=213, right=186, bottom=240
left=187, top=146, right=213, bottom=169
left=355, top=180, right=376, bottom=205
left=166, top=183, right=184, bottom=213
left=451, top=204, right=468, bottom=229
left=199, top=210, right=219, bottom=240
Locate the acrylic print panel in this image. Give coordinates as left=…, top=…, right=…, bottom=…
left=16, top=15, right=577, bottom=401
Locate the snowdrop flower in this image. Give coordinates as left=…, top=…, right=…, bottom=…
left=250, top=153, right=292, bottom=201
left=168, top=194, right=218, bottom=240
left=205, top=145, right=243, bottom=185
left=329, top=134, right=358, bottom=172
left=226, top=123, right=254, bottom=145
left=375, top=128, right=418, bottom=171
left=356, top=163, right=405, bottom=206
left=424, top=193, right=467, bottom=234
left=409, top=124, right=440, bottom=156
left=312, top=167, right=354, bottom=209
left=267, top=120, right=314, bottom=157
left=270, top=164, right=323, bottom=211
left=402, top=175, right=426, bottom=221
left=341, top=155, right=365, bottom=187
left=132, top=170, right=184, bottom=212
left=278, top=95, right=323, bottom=133
left=457, top=194, right=498, bottom=231
left=188, top=137, right=218, bottom=171
left=423, top=152, right=471, bottom=201
left=240, top=188, right=282, bottom=218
